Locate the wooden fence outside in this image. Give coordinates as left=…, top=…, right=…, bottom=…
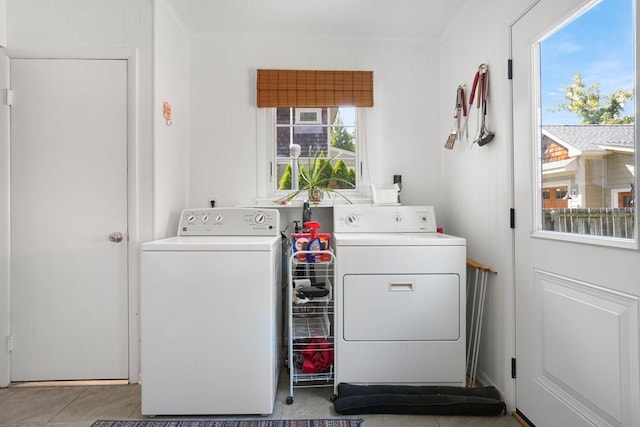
left=543, top=208, right=635, bottom=239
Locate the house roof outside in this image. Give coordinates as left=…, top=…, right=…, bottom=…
left=542, top=124, right=634, bottom=154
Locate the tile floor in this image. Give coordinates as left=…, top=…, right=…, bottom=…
left=0, top=373, right=523, bottom=427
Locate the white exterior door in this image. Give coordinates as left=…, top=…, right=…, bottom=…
left=513, top=1, right=639, bottom=426
left=10, top=59, right=129, bottom=381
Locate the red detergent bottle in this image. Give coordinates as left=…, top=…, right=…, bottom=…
left=304, top=221, right=321, bottom=262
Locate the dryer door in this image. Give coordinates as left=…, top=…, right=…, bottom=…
left=343, top=274, right=460, bottom=341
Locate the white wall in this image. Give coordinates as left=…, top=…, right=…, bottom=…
left=0, top=49, right=9, bottom=388
left=0, top=0, right=7, bottom=47
left=439, top=0, right=537, bottom=410
left=187, top=35, right=445, bottom=219
left=153, top=0, right=189, bottom=238
left=0, top=0, right=153, bottom=386
left=7, top=0, right=143, bottom=48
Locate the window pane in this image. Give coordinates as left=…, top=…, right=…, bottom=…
left=328, top=107, right=356, bottom=190
left=331, top=106, right=356, bottom=127
left=274, top=107, right=357, bottom=192
left=276, top=107, right=291, bottom=125
left=539, top=0, right=635, bottom=239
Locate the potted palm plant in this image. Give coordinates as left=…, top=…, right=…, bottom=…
left=276, top=148, right=353, bottom=204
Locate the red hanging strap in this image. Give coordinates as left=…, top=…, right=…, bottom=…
left=468, top=71, right=480, bottom=106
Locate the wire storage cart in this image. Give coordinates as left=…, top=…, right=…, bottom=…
left=285, top=249, right=335, bottom=404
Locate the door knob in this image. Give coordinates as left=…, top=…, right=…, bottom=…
left=108, top=231, right=124, bottom=243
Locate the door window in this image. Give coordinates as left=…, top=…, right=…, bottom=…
left=538, top=0, right=635, bottom=240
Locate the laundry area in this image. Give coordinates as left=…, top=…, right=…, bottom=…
left=0, top=1, right=638, bottom=427
left=138, top=204, right=507, bottom=418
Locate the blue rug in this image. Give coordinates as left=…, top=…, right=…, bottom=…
left=91, top=420, right=363, bottom=427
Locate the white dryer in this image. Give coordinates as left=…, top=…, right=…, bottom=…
left=140, top=208, right=282, bottom=416
left=333, top=205, right=466, bottom=387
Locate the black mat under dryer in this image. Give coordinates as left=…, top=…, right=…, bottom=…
left=333, top=383, right=507, bottom=416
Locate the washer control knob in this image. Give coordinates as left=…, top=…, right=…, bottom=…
left=346, top=214, right=358, bottom=225
left=255, top=213, right=266, bottom=224
left=187, top=214, right=196, bottom=223
left=215, top=214, right=224, bottom=223
left=202, top=214, right=209, bottom=223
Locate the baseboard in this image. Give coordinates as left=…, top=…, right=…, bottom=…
left=513, top=409, right=535, bottom=427
left=11, top=379, right=129, bottom=388
left=476, top=371, right=493, bottom=388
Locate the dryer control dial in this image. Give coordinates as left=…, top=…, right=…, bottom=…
left=346, top=214, right=359, bottom=225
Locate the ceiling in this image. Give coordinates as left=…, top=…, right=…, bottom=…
left=165, top=0, right=469, bottom=38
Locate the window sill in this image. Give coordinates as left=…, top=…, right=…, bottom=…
left=253, top=196, right=373, bottom=208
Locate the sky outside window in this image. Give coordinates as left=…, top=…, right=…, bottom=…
left=540, top=0, right=634, bottom=125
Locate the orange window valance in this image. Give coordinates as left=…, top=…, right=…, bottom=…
left=256, top=69, right=374, bottom=108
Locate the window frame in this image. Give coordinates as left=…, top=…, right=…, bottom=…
left=256, top=107, right=370, bottom=205
left=526, top=3, right=638, bottom=249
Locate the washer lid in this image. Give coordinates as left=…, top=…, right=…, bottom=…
left=142, top=235, right=282, bottom=251
left=333, top=232, right=466, bottom=246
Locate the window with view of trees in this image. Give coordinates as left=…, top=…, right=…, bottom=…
left=539, top=0, right=635, bottom=239
left=275, top=107, right=357, bottom=194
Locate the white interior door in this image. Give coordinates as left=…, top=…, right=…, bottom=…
left=513, top=1, right=639, bottom=426
left=10, top=59, right=128, bottom=381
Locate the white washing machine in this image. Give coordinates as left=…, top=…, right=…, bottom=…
left=333, top=205, right=466, bottom=388
left=140, top=208, right=282, bottom=416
